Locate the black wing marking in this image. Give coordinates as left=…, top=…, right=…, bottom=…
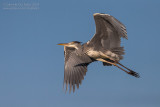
left=64, top=47, right=92, bottom=93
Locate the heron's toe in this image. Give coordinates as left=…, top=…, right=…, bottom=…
left=128, top=70, right=140, bottom=78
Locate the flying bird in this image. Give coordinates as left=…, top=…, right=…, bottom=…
left=58, top=13, right=140, bottom=93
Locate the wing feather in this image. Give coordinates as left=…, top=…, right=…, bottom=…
left=64, top=47, right=92, bottom=93
left=88, top=13, right=127, bottom=60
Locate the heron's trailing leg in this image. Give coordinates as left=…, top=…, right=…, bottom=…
left=116, top=62, right=138, bottom=75
left=96, top=58, right=139, bottom=78
left=116, top=61, right=140, bottom=78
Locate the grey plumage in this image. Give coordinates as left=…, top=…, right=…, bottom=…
left=64, top=46, right=93, bottom=93
left=89, top=14, right=126, bottom=53
left=58, top=13, right=139, bottom=93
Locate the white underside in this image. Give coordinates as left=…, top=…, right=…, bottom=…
left=86, top=49, right=120, bottom=61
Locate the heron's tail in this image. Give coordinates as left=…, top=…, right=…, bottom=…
left=110, top=47, right=125, bottom=60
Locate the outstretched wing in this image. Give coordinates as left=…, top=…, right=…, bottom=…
left=64, top=47, right=92, bottom=93
left=88, top=13, right=127, bottom=60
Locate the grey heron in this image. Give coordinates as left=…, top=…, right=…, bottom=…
left=58, top=13, right=140, bottom=93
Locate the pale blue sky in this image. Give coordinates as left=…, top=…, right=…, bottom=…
left=0, top=0, right=160, bottom=107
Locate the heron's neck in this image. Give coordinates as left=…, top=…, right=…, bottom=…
left=75, top=44, right=83, bottom=55
left=76, top=44, right=82, bottom=49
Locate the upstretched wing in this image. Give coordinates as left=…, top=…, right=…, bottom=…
left=88, top=13, right=127, bottom=60
left=64, top=47, right=92, bottom=93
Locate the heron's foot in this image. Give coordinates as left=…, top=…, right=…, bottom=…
left=128, top=70, right=140, bottom=78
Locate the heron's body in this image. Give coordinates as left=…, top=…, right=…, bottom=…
left=58, top=13, right=140, bottom=93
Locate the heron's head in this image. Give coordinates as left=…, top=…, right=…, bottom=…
left=57, top=41, right=82, bottom=49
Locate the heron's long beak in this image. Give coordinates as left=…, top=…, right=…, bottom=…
left=57, top=43, right=69, bottom=46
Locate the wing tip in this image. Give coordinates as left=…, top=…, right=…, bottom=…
left=124, top=36, right=128, bottom=40
left=93, top=13, right=110, bottom=17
